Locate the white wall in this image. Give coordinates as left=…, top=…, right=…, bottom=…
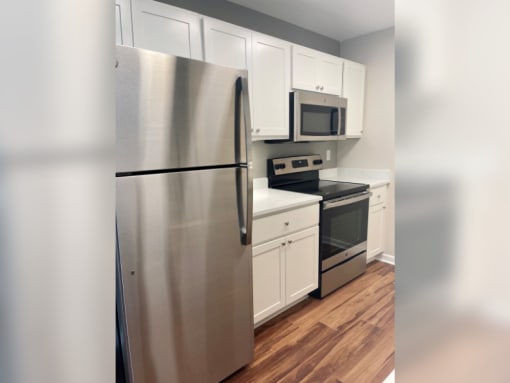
left=338, top=27, right=395, bottom=256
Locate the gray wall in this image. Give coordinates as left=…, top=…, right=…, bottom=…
left=338, top=27, right=395, bottom=256
left=158, top=0, right=341, bottom=55
left=252, top=141, right=337, bottom=178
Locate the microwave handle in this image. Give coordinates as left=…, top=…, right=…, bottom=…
left=339, top=106, right=346, bottom=136
left=330, top=109, right=339, bottom=135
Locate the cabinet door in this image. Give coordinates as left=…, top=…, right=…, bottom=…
left=291, top=45, right=318, bottom=92
left=318, top=54, right=343, bottom=95
left=285, top=226, right=319, bottom=305
left=202, top=18, right=251, bottom=70
left=116, top=0, right=133, bottom=46
left=343, top=60, right=366, bottom=137
left=252, top=239, right=285, bottom=324
left=367, top=204, right=385, bottom=261
left=131, top=0, right=202, bottom=59
left=251, top=33, right=290, bottom=140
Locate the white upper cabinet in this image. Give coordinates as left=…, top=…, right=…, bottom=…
left=292, top=45, right=343, bottom=95
left=291, top=46, right=317, bottom=91
left=131, top=0, right=202, bottom=59
left=202, top=18, right=251, bottom=70
left=318, top=54, right=343, bottom=95
left=342, top=60, right=366, bottom=137
left=115, top=0, right=133, bottom=46
left=251, top=33, right=290, bottom=140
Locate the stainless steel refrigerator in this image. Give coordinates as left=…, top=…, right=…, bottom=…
left=115, top=46, right=253, bottom=383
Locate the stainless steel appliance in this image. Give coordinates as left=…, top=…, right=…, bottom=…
left=115, top=46, right=253, bottom=383
left=290, top=90, right=347, bottom=142
left=268, top=155, right=369, bottom=298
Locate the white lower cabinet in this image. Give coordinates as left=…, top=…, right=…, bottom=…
left=367, top=185, right=388, bottom=261
left=252, top=239, right=285, bottom=324
left=285, top=227, right=319, bottom=305
left=252, top=206, right=319, bottom=326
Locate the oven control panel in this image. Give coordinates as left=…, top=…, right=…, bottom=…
left=268, top=154, right=323, bottom=176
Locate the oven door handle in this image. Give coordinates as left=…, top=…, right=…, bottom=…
left=323, top=191, right=372, bottom=210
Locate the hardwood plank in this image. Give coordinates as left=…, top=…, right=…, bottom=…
left=223, top=261, right=394, bottom=383
left=226, top=322, right=337, bottom=383
left=289, top=262, right=392, bottom=332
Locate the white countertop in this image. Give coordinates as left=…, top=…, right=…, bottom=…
left=319, top=168, right=391, bottom=188
left=253, top=178, right=322, bottom=218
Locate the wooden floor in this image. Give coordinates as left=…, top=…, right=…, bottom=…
left=224, top=261, right=394, bottom=383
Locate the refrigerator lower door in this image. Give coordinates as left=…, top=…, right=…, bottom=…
left=116, top=167, right=253, bottom=383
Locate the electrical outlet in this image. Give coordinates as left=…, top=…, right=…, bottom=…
left=326, top=149, right=331, bottom=161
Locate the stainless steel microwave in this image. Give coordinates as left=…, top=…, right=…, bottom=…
left=291, top=90, right=347, bottom=142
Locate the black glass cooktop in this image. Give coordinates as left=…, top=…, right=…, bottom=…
left=273, top=180, right=368, bottom=201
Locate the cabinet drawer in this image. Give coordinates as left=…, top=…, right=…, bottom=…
left=253, top=204, right=319, bottom=245
left=370, top=185, right=387, bottom=207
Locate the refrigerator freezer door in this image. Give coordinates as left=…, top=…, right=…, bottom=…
left=116, top=167, right=254, bottom=383
left=115, top=46, right=250, bottom=173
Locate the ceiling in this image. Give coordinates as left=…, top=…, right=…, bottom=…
left=226, top=0, right=394, bottom=42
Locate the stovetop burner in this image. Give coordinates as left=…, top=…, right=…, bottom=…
left=267, top=155, right=368, bottom=201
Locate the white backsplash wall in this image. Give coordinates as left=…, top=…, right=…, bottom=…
left=252, top=141, right=337, bottom=178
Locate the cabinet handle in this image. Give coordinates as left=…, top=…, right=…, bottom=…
left=316, top=85, right=320, bottom=90
left=284, top=222, right=289, bottom=226
left=288, top=240, right=293, bottom=244
left=256, top=128, right=260, bottom=133
left=320, top=85, right=324, bottom=91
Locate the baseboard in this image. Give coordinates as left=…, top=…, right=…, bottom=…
left=374, top=253, right=395, bottom=265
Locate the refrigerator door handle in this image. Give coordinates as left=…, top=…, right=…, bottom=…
left=236, top=166, right=252, bottom=246
left=235, top=76, right=252, bottom=165
left=235, top=76, right=252, bottom=246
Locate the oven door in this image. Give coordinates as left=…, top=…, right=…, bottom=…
left=320, top=191, right=370, bottom=270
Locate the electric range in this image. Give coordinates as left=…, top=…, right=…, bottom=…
left=268, top=154, right=370, bottom=298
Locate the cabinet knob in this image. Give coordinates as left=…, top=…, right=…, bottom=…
left=288, top=240, right=293, bottom=244
left=377, top=195, right=381, bottom=198
left=320, top=86, right=324, bottom=91
left=316, top=85, right=320, bottom=90
left=383, top=206, right=387, bottom=209
left=284, top=222, right=289, bottom=226
left=256, top=129, right=260, bottom=133
left=281, top=242, right=286, bottom=246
